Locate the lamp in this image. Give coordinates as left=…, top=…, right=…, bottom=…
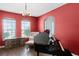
left=22, top=3, right=31, bottom=16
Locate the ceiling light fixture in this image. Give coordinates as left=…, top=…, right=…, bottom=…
left=22, top=3, right=31, bottom=16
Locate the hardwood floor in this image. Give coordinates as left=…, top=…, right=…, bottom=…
left=0, top=46, right=52, bottom=56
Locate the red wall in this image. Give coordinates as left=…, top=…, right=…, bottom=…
left=0, top=10, right=38, bottom=46
left=38, top=3, right=79, bottom=55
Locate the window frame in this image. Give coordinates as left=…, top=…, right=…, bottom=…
left=2, top=17, right=16, bottom=40
left=21, top=20, right=30, bottom=38
left=44, top=16, right=55, bottom=36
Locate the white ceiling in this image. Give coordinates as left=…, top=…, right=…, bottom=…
left=0, top=3, right=65, bottom=17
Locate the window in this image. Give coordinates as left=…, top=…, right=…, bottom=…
left=3, top=18, right=16, bottom=40
left=44, top=16, right=55, bottom=37
left=21, top=20, right=30, bottom=38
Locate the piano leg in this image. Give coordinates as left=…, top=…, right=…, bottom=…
left=37, top=51, right=39, bottom=56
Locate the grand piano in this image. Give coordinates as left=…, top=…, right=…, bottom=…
left=34, top=32, right=72, bottom=56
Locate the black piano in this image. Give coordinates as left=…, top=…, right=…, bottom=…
left=34, top=32, right=72, bottom=56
